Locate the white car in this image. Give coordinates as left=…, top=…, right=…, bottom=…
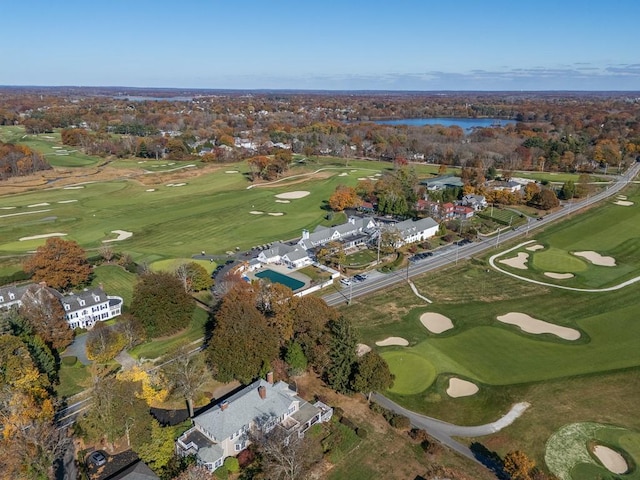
left=340, top=277, right=352, bottom=286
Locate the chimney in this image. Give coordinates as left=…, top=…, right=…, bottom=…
left=266, top=371, right=274, bottom=384
left=220, top=401, right=229, bottom=411
left=302, top=229, right=309, bottom=240
left=39, top=281, right=47, bottom=288
left=258, top=385, right=266, bottom=399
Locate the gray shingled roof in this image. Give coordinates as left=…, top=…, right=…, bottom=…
left=0, top=284, right=31, bottom=309
left=387, top=217, right=438, bottom=237
left=193, top=380, right=303, bottom=442
left=60, top=288, right=108, bottom=311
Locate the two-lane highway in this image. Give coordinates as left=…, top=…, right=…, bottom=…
left=323, top=163, right=640, bottom=307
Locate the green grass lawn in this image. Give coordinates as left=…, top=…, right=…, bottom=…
left=381, top=350, right=436, bottom=395
left=150, top=258, right=216, bottom=275
left=90, top=264, right=137, bottom=306
left=129, top=307, right=208, bottom=360
left=56, top=360, right=91, bottom=398
left=531, top=247, right=589, bottom=272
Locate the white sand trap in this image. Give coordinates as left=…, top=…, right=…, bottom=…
left=146, top=189, right=156, bottom=192
left=593, top=445, right=628, bottom=474
left=573, top=251, right=616, bottom=267
left=614, top=200, right=633, bottom=206
left=616, top=195, right=627, bottom=200
left=447, top=378, right=479, bottom=398
left=28, top=203, right=50, bottom=207
left=64, top=186, right=84, bottom=189
left=225, top=170, right=239, bottom=173
left=374, top=173, right=382, bottom=177
left=102, top=230, right=133, bottom=243
left=339, top=172, right=348, bottom=176
left=356, top=344, right=372, bottom=357
left=544, top=272, right=574, bottom=279
left=275, top=199, right=290, bottom=204
left=420, top=312, right=454, bottom=333
left=0, top=206, right=16, bottom=209
left=526, top=244, right=544, bottom=252
left=499, top=252, right=529, bottom=270
left=249, top=211, right=264, bottom=215
left=275, top=191, right=310, bottom=200
left=350, top=169, right=357, bottom=172
left=58, top=200, right=77, bottom=204
left=172, top=182, right=187, bottom=187
left=497, top=312, right=580, bottom=340
left=20, top=233, right=67, bottom=241
left=52, top=146, right=62, bottom=149
left=375, top=337, right=409, bottom=347
left=357, top=177, right=368, bottom=180
left=268, top=212, right=284, bottom=216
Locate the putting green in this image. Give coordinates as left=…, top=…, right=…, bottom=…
left=381, top=350, right=436, bottom=395
left=532, top=247, right=589, bottom=273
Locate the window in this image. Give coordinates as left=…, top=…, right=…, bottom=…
left=8, top=293, right=14, bottom=300
left=0, top=296, right=4, bottom=302
left=214, top=458, right=223, bottom=468
left=79, top=300, right=85, bottom=306
left=234, top=443, right=242, bottom=452
left=64, top=304, right=71, bottom=311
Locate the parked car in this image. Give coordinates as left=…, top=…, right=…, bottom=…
left=340, top=277, right=352, bottom=286
left=87, top=451, right=107, bottom=467
left=354, top=273, right=368, bottom=282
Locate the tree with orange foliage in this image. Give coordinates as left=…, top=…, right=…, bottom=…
left=328, top=185, right=361, bottom=211
left=19, top=284, right=74, bottom=351
left=23, top=237, right=92, bottom=291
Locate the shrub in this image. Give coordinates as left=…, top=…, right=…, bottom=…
left=61, top=356, right=78, bottom=366
left=409, top=428, right=429, bottom=442
left=223, top=457, right=239, bottom=473
left=332, top=406, right=344, bottom=420
left=356, top=427, right=368, bottom=439
left=389, top=414, right=410, bottom=429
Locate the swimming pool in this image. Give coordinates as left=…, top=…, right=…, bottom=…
left=255, top=269, right=305, bottom=290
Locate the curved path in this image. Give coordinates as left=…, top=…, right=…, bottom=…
left=372, top=393, right=530, bottom=466
left=489, top=241, right=640, bottom=292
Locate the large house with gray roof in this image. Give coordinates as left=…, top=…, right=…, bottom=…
left=381, top=217, right=439, bottom=247
left=297, top=216, right=377, bottom=251
left=176, top=375, right=332, bottom=472
left=0, top=283, right=123, bottom=329
left=256, top=242, right=312, bottom=269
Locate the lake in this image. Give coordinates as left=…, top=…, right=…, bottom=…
left=374, top=117, right=516, bottom=130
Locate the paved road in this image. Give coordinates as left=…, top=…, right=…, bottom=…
left=372, top=394, right=530, bottom=467
left=322, top=162, right=640, bottom=307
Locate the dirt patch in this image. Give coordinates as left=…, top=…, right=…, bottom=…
left=499, top=252, right=529, bottom=270
left=592, top=445, right=628, bottom=474
left=573, top=251, right=616, bottom=267
left=497, top=312, right=580, bottom=340
left=544, top=272, right=574, bottom=279
left=446, top=378, right=479, bottom=398
left=420, top=312, right=454, bottom=333
left=375, top=337, right=409, bottom=347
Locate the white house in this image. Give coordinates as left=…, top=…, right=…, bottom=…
left=176, top=375, right=332, bottom=472
left=461, top=194, right=488, bottom=211
left=0, top=283, right=123, bottom=329
left=297, top=217, right=377, bottom=251
left=257, top=243, right=312, bottom=269
left=382, top=217, right=439, bottom=247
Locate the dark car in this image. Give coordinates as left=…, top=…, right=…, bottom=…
left=88, top=451, right=107, bottom=467
left=354, top=273, right=368, bottom=282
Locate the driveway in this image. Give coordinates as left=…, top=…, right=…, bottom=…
left=61, top=332, right=91, bottom=365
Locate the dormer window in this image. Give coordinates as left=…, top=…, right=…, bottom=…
left=8, top=293, right=14, bottom=300
left=64, top=304, right=71, bottom=311
left=0, top=296, right=4, bottom=302
left=92, top=295, right=100, bottom=302
left=79, top=299, right=85, bottom=306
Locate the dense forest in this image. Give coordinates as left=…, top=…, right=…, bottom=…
left=0, top=141, right=51, bottom=179
left=1, top=88, right=639, bottom=179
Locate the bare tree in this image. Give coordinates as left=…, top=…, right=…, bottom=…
left=253, top=427, right=320, bottom=480
left=162, top=347, right=208, bottom=417
left=99, top=244, right=114, bottom=263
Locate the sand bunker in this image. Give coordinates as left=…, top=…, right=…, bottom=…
left=28, top=203, right=50, bottom=207
left=57, top=200, right=77, bottom=203
left=225, top=170, right=239, bottom=173
left=499, top=252, right=529, bottom=270
left=614, top=200, right=633, bottom=206
left=166, top=182, right=187, bottom=187
left=420, top=312, right=454, bottom=333
left=592, top=445, right=628, bottom=474
left=526, top=244, right=544, bottom=252
left=0, top=206, right=16, bottom=209
left=497, top=312, right=580, bottom=340
left=356, top=344, right=372, bottom=357
left=275, top=199, right=290, bottom=203
left=447, top=378, right=479, bottom=398
left=339, top=172, right=348, bottom=176
left=357, top=177, right=368, bottom=180
left=544, top=272, right=574, bottom=279
left=249, top=211, right=264, bottom=215
left=268, top=212, right=284, bottom=216
left=616, top=195, right=627, bottom=200
left=146, top=188, right=156, bottom=192
left=573, top=251, right=616, bottom=267
left=102, top=230, right=133, bottom=243
left=275, top=191, right=310, bottom=200
left=20, top=233, right=67, bottom=241
left=63, top=186, right=84, bottom=189
left=375, top=337, right=409, bottom=347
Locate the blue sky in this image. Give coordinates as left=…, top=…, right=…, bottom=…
left=1, top=0, right=639, bottom=90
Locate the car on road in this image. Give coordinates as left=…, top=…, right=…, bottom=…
left=340, top=277, right=352, bottom=286
left=354, top=273, right=368, bottom=282
left=87, top=451, right=107, bottom=467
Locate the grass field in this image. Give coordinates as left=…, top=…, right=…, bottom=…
left=90, top=264, right=137, bottom=306
left=530, top=247, right=589, bottom=272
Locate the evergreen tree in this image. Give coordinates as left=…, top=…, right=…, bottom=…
left=325, top=317, right=358, bottom=393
